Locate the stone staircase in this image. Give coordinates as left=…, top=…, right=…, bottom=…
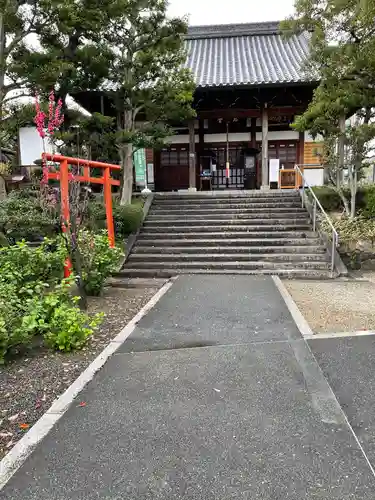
left=119, top=191, right=335, bottom=278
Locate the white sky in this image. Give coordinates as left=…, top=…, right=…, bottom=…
left=167, top=0, right=295, bottom=25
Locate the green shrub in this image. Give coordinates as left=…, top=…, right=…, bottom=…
left=0, top=192, right=59, bottom=243
left=311, top=186, right=343, bottom=212
left=0, top=239, right=65, bottom=297
left=78, top=230, right=124, bottom=296
left=86, top=200, right=106, bottom=231
left=44, top=302, right=103, bottom=351
left=87, top=200, right=143, bottom=237
left=31, top=290, right=104, bottom=352
left=112, top=204, right=143, bottom=236
left=0, top=282, right=31, bottom=361
left=0, top=240, right=104, bottom=362
left=363, top=185, right=375, bottom=218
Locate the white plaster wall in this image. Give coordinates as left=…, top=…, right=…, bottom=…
left=203, top=133, right=251, bottom=143
left=167, top=135, right=198, bottom=144
left=256, top=130, right=299, bottom=141
left=304, top=168, right=324, bottom=186
left=304, top=131, right=324, bottom=142
left=167, top=130, right=299, bottom=145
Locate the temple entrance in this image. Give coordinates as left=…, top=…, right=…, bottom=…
left=201, top=145, right=259, bottom=190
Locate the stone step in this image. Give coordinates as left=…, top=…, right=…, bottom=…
left=135, top=238, right=320, bottom=247
left=138, top=231, right=316, bottom=239
left=125, top=260, right=330, bottom=271
left=117, top=268, right=334, bottom=279
left=144, top=218, right=310, bottom=227
left=152, top=200, right=301, bottom=209
left=154, top=191, right=298, bottom=199
left=133, top=245, right=326, bottom=254
left=141, top=224, right=312, bottom=233
left=128, top=253, right=328, bottom=263
left=148, top=210, right=308, bottom=219
left=152, top=204, right=302, bottom=212
left=153, top=195, right=300, bottom=204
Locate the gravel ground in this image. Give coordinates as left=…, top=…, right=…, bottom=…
left=0, top=285, right=160, bottom=460
left=284, top=278, right=375, bottom=334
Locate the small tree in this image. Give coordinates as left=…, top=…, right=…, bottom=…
left=283, top=0, right=375, bottom=218
left=100, top=0, right=195, bottom=205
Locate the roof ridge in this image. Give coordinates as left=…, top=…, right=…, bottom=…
left=186, top=21, right=281, bottom=39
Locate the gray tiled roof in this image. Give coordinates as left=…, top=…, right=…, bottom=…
left=184, top=22, right=312, bottom=87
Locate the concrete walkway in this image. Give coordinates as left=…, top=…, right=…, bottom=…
left=2, top=275, right=375, bottom=499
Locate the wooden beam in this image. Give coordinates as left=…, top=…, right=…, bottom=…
left=261, top=104, right=269, bottom=188
left=188, top=120, right=196, bottom=190
left=196, top=106, right=303, bottom=120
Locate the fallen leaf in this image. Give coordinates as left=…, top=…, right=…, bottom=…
left=78, top=402, right=87, bottom=407
left=35, top=401, right=42, bottom=409
left=8, top=413, right=19, bottom=422
left=6, top=440, right=14, bottom=448
left=19, top=423, right=30, bottom=430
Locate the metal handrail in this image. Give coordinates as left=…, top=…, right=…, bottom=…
left=294, top=165, right=339, bottom=273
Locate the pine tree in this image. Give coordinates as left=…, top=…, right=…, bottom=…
left=99, top=0, right=195, bottom=205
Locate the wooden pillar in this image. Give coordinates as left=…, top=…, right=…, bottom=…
left=197, top=119, right=205, bottom=189
left=103, top=167, right=115, bottom=248
left=250, top=117, right=257, bottom=148
left=188, top=120, right=196, bottom=191
left=261, top=104, right=269, bottom=189
left=59, top=158, right=72, bottom=277
left=298, top=131, right=305, bottom=165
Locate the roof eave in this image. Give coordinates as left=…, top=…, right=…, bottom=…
left=195, top=80, right=320, bottom=89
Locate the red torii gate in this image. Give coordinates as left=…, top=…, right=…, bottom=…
left=43, top=154, right=121, bottom=276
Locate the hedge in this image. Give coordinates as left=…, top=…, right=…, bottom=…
left=87, top=200, right=144, bottom=237
left=312, top=185, right=375, bottom=218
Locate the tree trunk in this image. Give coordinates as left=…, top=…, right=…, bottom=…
left=350, top=188, right=356, bottom=219
left=337, top=114, right=346, bottom=187
left=70, top=242, right=88, bottom=310
left=120, top=143, right=133, bottom=205
left=336, top=186, right=350, bottom=216
left=118, top=108, right=133, bottom=206
left=0, top=12, right=5, bottom=161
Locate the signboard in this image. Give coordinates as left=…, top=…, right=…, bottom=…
left=19, top=127, right=54, bottom=166
left=0, top=176, right=7, bottom=201
left=147, top=163, right=154, bottom=184
left=134, top=148, right=146, bottom=186
left=269, top=159, right=280, bottom=183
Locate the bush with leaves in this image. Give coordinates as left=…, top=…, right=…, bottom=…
left=0, top=240, right=103, bottom=362
left=0, top=282, right=30, bottom=361
left=77, top=230, right=123, bottom=296
left=0, top=191, right=59, bottom=243
left=20, top=282, right=103, bottom=353
left=112, top=204, right=143, bottom=236
left=311, top=187, right=343, bottom=212
left=312, top=185, right=375, bottom=218
left=0, top=238, right=65, bottom=295
left=87, top=200, right=143, bottom=237
left=363, top=185, right=375, bottom=219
